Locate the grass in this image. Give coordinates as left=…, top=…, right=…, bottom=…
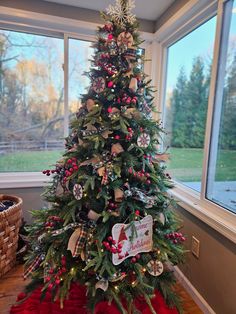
left=167, top=147, right=236, bottom=182
left=0, top=148, right=235, bottom=182
left=0, top=150, right=63, bottom=172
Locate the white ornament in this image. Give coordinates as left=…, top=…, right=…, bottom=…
left=137, top=133, right=151, bottom=148
left=95, top=279, right=109, bottom=291
left=87, top=210, right=101, bottom=221
left=158, top=212, right=165, bottom=225
left=73, top=184, right=83, bottom=200
left=92, top=76, right=105, bottom=93
left=106, top=0, right=136, bottom=28
left=129, top=77, right=138, bottom=92
left=147, top=260, right=164, bottom=276
left=117, top=32, right=134, bottom=49
left=112, top=215, right=153, bottom=265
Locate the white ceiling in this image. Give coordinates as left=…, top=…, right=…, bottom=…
left=43, top=0, right=175, bottom=21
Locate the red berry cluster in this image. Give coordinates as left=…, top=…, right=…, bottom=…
left=119, top=94, right=137, bottom=105
left=42, top=168, right=60, bottom=176
left=45, top=256, right=67, bottom=289
left=103, top=236, right=128, bottom=260
left=45, top=216, right=63, bottom=229
left=103, top=23, right=113, bottom=32
left=128, top=168, right=151, bottom=184
left=131, top=254, right=141, bottom=263
left=100, top=53, right=109, bottom=59
left=143, top=154, right=152, bottom=162
left=165, top=232, right=186, bottom=244
left=107, top=201, right=118, bottom=212
left=63, top=157, right=78, bottom=182
left=105, top=64, right=117, bottom=76
left=125, top=127, right=133, bottom=140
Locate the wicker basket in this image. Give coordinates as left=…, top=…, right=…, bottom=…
left=0, top=194, right=22, bottom=278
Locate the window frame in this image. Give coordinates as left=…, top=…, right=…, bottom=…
left=153, top=0, right=236, bottom=243
left=0, top=5, right=152, bottom=188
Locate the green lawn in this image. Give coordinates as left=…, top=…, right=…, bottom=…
left=0, top=150, right=63, bottom=172
left=167, top=147, right=236, bottom=182
left=0, top=148, right=235, bottom=182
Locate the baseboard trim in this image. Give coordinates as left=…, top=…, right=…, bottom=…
left=172, top=266, right=216, bottom=314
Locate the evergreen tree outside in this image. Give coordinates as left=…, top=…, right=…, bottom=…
left=220, top=53, right=236, bottom=150
left=170, top=57, right=208, bottom=149
left=24, top=1, right=185, bottom=313
left=169, top=67, right=188, bottom=148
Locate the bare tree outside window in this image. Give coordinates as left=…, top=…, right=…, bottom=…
left=0, top=30, right=92, bottom=172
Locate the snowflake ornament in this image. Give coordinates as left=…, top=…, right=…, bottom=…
left=137, top=132, right=151, bottom=148
left=106, top=0, right=136, bottom=28
left=73, top=184, right=83, bottom=200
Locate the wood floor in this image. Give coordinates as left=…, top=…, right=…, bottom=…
left=0, top=265, right=203, bottom=314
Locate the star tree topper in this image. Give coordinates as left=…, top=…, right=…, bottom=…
left=106, top=0, right=136, bottom=28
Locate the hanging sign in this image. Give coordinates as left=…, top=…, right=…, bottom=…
left=112, top=215, right=153, bottom=265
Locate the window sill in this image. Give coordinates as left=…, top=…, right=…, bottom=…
left=169, top=183, right=236, bottom=244
left=0, top=172, right=50, bottom=189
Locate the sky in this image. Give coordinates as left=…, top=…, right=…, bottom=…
left=166, top=16, right=217, bottom=91
left=1, top=3, right=236, bottom=103
left=166, top=3, right=236, bottom=91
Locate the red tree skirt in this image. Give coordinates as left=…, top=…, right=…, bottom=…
left=10, top=284, right=178, bottom=314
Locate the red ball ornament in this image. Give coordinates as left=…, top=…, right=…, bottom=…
left=107, top=81, right=113, bottom=88
left=135, top=210, right=140, bottom=216
left=131, top=257, right=137, bottom=263
left=55, top=279, right=61, bottom=285
left=48, top=283, right=53, bottom=289
left=114, top=135, right=120, bottom=140
left=107, top=34, right=113, bottom=40
left=107, top=106, right=113, bottom=113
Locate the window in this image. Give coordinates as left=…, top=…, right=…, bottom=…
left=163, top=16, right=217, bottom=192
left=68, top=38, right=93, bottom=113
left=157, top=0, right=236, bottom=240
left=207, top=0, right=236, bottom=213
left=0, top=29, right=92, bottom=173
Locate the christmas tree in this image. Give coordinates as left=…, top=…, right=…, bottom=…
left=24, top=1, right=185, bottom=313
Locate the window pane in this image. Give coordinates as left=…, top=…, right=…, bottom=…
left=68, top=38, right=93, bottom=113
left=207, top=0, right=236, bottom=213
left=164, top=17, right=217, bottom=192
left=0, top=29, right=64, bottom=172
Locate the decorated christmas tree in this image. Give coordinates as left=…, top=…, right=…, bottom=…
left=24, top=1, right=185, bottom=313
